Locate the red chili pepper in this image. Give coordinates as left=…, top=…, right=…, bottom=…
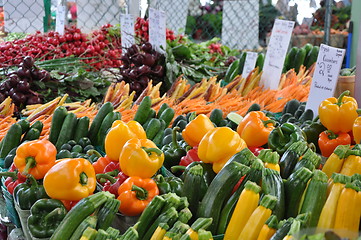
left=97, top=172, right=128, bottom=197
left=103, top=161, right=120, bottom=173
left=0, top=164, right=27, bottom=194
left=248, top=146, right=264, bottom=156
left=179, top=147, right=201, bottom=167
left=231, top=175, right=246, bottom=194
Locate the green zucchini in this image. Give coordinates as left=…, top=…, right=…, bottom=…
left=96, top=198, right=121, bottom=230
left=293, top=148, right=321, bottom=173
left=279, top=141, right=308, bottom=179
left=0, top=123, right=22, bottom=159
left=261, top=168, right=285, bottom=220
left=181, top=165, right=204, bottom=216
left=166, top=221, right=190, bottom=235
left=197, top=161, right=250, bottom=234
left=94, top=229, right=108, bottom=240
left=80, top=227, right=97, bottom=240
left=50, top=191, right=114, bottom=240
left=73, top=116, right=90, bottom=142
left=133, top=96, right=152, bottom=125
left=217, top=159, right=263, bottom=234
left=70, top=216, right=97, bottom=240
left=105, top=227, right=120, bottom=239
left=209, top=109, right=223, bottom=126
left=49, top=106, right=68, bottom=144
left=178, top=207, right=192, bottom=224
left=299, top=170, right=328, bottom=227
left=270, top=218, right=294, bottom=240
left=120, top=226, right=138, bottom=239
left=159, top=108, right=175, bottom=128
left=142, top=207, right=179, bottom=240
left=88, top=102, right=114, bottom=144
left=17, top=119, right=30, bottom=134
left=136, top=195, right=166, bottom=239
left=55, top=112, right=77, bottom=151
left=223, top=147, right=257, bottom=168
left=284, top=167, right=313, bottom=218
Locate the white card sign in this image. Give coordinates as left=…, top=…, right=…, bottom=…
left=261, top=19, right=295, bottom=89
left=149, top=8, right=166, bottom=53
left=306, top=44, right=346, bottom=115
left=120, top=14, right=135, bottom=48
left=242, top=52, right=258, bottom=77
left=55, top=5, right=66, bottom=35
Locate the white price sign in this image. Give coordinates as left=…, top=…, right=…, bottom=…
left=120, top=14, right=135, bottom=48
left=261, top=19, right=295, bottom=89
left=149, top=8, right=166, bottom=53
left=55, top=5, right=66, bottom=35
left=306, top=44, right=346, bottom=115
left=242, top=52, right=258, bottom=77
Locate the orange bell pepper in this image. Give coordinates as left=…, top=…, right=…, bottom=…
left=117, top=176, right=159, bottom=216
left=43, top=158, right=96, bottom=201
left=318, top=130, right=351, bottom=157
left=236, top=111, right=275, bottom=147
left=319, top=90, right=360, bottom=133
left=92, top=155, right=112, bottom=174
left=105, top=120, right=146, bottom=161
left=13, top=139, right=57, bottom=180
left=353, top=117, right=361, bottom=144
left=182, top=114, right=215, bottom=147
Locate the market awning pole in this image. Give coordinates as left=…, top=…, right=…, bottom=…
left=323, top=0, right=332, bottom=45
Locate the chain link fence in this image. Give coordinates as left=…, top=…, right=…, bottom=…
left=0, top=0, right=350, bottom=50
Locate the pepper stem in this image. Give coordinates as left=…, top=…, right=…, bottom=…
left=44, top=208, right=62, bottom=222
left=262, top=120, right=276, bottom=128
left=96, top=173, right=117, bottom=184
left=27, top=175, right=38, bottom=187
left=357, top=109, right=361, bottom=115
left=79, top=172, right=88, bottom=186
left=326, top=130, right=338, bottom=140
left=142, top=147, right=163, bottom=156
left=276, top=127, right=285, bottom=140
left=23, top=156, right=36, bottom=175
left=172, top=127, right=181, bottom=149
left=171, top=165, right=186, bottom=173
left=337, top=90, right=350, bottom=106
left=131, top=185, right=148, bottom=200
left=86, top=149, right=103, bottom=158
left=0, top=171, right=17, bottom=179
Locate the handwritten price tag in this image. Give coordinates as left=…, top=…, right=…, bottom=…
left=261, top=19, right=295, bottom=89
left=242, top=52, right=258, bottom=77
left=55, top=5, right=66, bottom=35
left=306, top=44, right=345, bottom=115
left=149, top=8, right=166, bottom=53
left=120, top=14, right=135, bottom=48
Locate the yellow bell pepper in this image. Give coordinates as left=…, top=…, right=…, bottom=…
left=119, top=138, right=164, bottom=178
left=352, top=116, right=361, bottom=144
left=319, top=90, right=360, bottom=133
left=198, top=127, right=247, bottom=173
left=182, top=114, right=215, bottom=147
left=43, top=158, right=96, bottom=201
left=105, top=120, right=146, bottom=161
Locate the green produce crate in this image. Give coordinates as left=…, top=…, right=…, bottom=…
left=1, top=182, right=20, bottom=227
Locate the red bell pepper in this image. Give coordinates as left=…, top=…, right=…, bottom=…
left=103, top=161, right=120, bottom=173
left=179, top=147, right=201, bottom=167
left=248, top=146, right=264, bottom=156
left=96, top=171, right=128, bottom=197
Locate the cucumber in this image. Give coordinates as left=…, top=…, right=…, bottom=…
left=238, top=52, right=247, bottom=74
left=0, top=123, right=22, bottom=158
left=88, top=102, right=114, bottom=144
left=133, top=96, right=152, bottom=125
left=55, top=112, right=78, bottom=151
left=152, top=119, right=166, bottom=147
left=73, top=116, right=90, bottom=142
left=303, top=43, right=313, bottom=56
left=246, top=103, right=261, bottom=115
left=159, top=108, right=175, bottom=128
left=17, top=119, right=30, bottom=134
left=294, top=48, right=307, bottom=73
left=96, top=111, right=121, bottom=149
left=226, top=112, right=243, bottom=125
left=209, top=109, right=223, bottom=126
left=282, top=99, right=300, bottom=116
left=145, top=118, right=161, bottom=140
left=30, top=120, right=43, bottom=133
left=256, top=53, right=265, bottom=71
left=49, top=106, right=68, bottom=144
left=285, top=47, right=298, bottom=71
left=304, top=46, right=319, bottom=69
left=157, top=103, right=170, bottom=118
left=197, top=161, right=250, bottom=234
left=224, top=59, right=240, bottom=83
left=172, top=115, right=187, bottom=128
left=21, top=128, right=41, bottom=142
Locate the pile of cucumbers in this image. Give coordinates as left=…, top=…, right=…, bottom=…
left=283, top=43, right=319, bottom=73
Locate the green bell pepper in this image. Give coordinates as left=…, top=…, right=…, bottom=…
left=154, top=174, right=183, bottom=196
left=268, top=123, right=306, bottom=155
left=13, top=175, right=49, bottom=210
left=301, top=121, right=326, bottom=153
left=161, top=127, right=187, bottom=169
left=28, top=199, right=67, bottom=238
